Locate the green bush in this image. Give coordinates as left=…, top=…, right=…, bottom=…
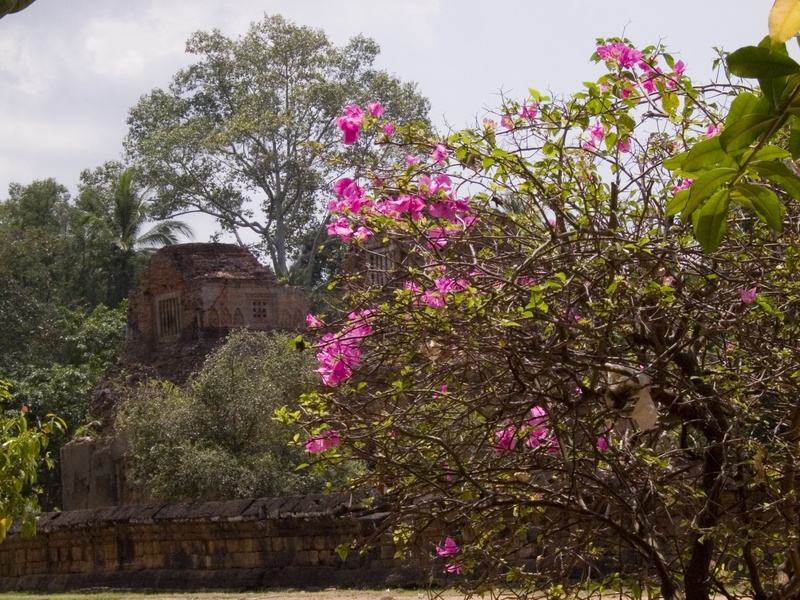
left=118, top=330, right=343, bottom=500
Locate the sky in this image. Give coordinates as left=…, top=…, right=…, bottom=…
left=0, top=0, right=774, bottom=240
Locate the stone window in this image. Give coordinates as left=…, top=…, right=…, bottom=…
left=156, top=293, right=181, bottom=339
left=366, top=243, right=400, bottom=287
left=253, top=300, right=269, bottom=321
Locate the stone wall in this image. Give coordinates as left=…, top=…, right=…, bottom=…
left=0, top=494, right=423, bottom=592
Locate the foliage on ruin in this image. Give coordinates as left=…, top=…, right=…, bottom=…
left=118, top=330, right=350, bottom=501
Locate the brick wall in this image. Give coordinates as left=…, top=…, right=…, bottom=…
left=0, top=494, right=423, bottom=592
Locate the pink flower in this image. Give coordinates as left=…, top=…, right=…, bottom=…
left=403, top=281, right=421, bottom=294
left=483, top=118, right=497, bottom=130
left=583, top=121, right=605, bottom=150
left=367, top=101, right=384, bottom=117
left=741, top=287, right=758, bottom=305
left=436, top=537, right=459, bottom=557
left=314, top=313, right=371, bottom=387
left=520, top=101, right=538, bottom=119
left=597, top=42, right=643, bottom=69
left=705, top=123, right=721, bottom=138
left=501, top=114, right=514, bottom=129
left=327, top=217, right=354, bottom=243
left=446, top=562, right=463, bottom=574
left=672, top=178, right=693, bottom=194
left=495, top=421, right=517, bottom=455
left=353, top=226, right=373, bottom=242
left=304, top=430, right=340, bottom=453
left=616, top=137, right=631, bottom=153
left=427, top=226, right=449, bottom=250
left=306, top=314, right=323, bottom=329
left=431, top=143, right=449, bottom=164
left=442, top=462, right=455, bottom=481
left=382, top=122, right=395, bottom=135
left=406, top=154, right=420, bottom=166
left=526, top=406, right=558, bottom=451
left=673, top=60, right=686, bottom=76
left=330, top=177, right=369, bottom=214
left=336, top=104, right=364, bottom=145
left=422, top=290, right=446, bottom=309
left=641, top=75, right=658, bottom=95
left=596, top=436, right=609, bottom=451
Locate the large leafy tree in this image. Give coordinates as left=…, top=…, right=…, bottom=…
left=0, top=179, right=80, bottom=368
left=125, top=14, right=429, bottom=285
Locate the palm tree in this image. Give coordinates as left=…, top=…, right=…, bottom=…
left=81, top=166, right=193, bottom=306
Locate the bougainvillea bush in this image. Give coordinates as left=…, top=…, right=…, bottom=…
left=296, top=36, right=800, bottom=600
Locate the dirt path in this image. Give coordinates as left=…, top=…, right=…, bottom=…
left=148, top=592, right=463, bottom=600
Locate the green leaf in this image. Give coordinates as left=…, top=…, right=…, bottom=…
left=720, top=113, right=780, bottom=152
left=666, top=189, right=690, bottom=217
left=749, top=160, right=800, bottom=199
left=731, top=183, right=785, bottom=231
left=790, top=120, right=800, bottom=159
left=681, top=168, right=736, bottom=221
left=742, top=145, right=790, bottom=163
left=759, top=75, right=789, bottom=109
left=727, top=46, right=800, bottom=79
left=692, top=189, right=730, bottom=253
left=663, top=151, right=689, bottom=171
left=681, top=136, right=732, bottom=173
left=724, top=92, right=769, bottom=128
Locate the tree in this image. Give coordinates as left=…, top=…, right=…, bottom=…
left=0, top=179, right=81, bottom=368
left=125, top=14, right=429, bottom=285
left=117, top=331, right=348, bottom=501
left=77, top=163, right=192, bottom=306
left=0, top=379, right=63, bottom=541
left=297, top=37, right=800, bottom=600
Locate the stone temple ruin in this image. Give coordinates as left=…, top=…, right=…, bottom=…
left=124, top=242, right=307, bottom=381
left=61, top=242, right=308, bottom=511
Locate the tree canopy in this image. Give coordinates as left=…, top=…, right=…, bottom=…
left=125, top=14, right=429, bottom=285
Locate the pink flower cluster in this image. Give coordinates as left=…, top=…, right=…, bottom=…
left=436, top=537, right=462, bottom=574
left=404, top=275, right=469, bottom=309
left=327, top=177, right=374, bottom=243
left=315, top=310, right=373, bottom=386
left=597, top=42, right=643, bottom=69
left=596, top=42, right=686, bottom=99
left=500, top=101, right=538, bottom=130
left=327, top=171, right=475, bottom=249
left=582, top=120, right=605, bottom=151
left=494, top=406, right=559, bottom=455
left=672, top=178, right=694, bottom=195
left=335, top=101, right=394, bottom=145
left=304, top=430, right=340, bottom=453
left=336, top=104, right=364, bottom=145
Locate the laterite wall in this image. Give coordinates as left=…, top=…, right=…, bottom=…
left=0, top=494, right=423, bottom=592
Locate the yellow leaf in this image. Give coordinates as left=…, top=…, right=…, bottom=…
left=0, top=516, right=9, bottom=543
left=769, top=0, right=800, bottom=45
